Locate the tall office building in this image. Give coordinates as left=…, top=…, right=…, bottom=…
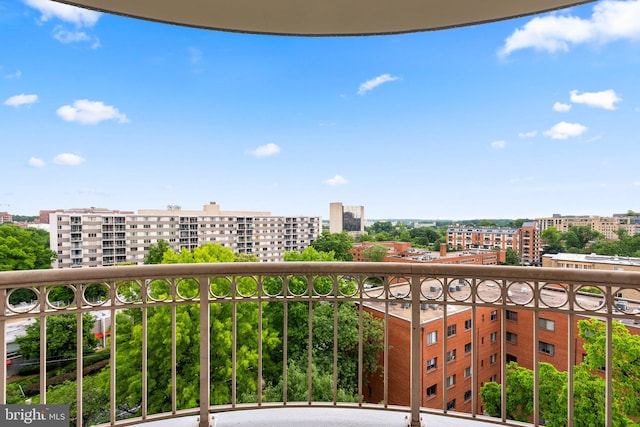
left=329, top=202, right=365, bottom=235
left=49, top=202, right=320, bottom=268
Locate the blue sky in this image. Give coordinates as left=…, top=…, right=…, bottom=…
left=2, top=0, right=640, bottom=220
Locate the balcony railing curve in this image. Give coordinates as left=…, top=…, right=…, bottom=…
left=1, top=263, right=639, bottom=427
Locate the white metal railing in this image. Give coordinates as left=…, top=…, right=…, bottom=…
left=1, top=263, right=639, bottom=427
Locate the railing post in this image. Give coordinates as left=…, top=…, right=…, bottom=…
left=0, top=287, right=6, bottom=404
left=410, top=273, right=423, bottom=427
left=199, top=276, right=212, bottom=427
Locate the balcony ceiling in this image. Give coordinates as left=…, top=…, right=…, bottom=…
left=53, top=0, right=595, bottom=36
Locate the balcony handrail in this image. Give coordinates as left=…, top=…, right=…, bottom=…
left=2, top=263, right=639, bottom=427
left=2, top=262, right=639, bottom=287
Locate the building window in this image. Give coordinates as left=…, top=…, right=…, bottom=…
left=490, top=332, right=497, bottom=343
left=464, top=390, right=472, bottom=401
left=426, top=384, right=437, bottom=398
left=506, top=310, right=518, bottom=321
left=490, top=310, right=498, bottom=321
left=427, top=331, right=437, bottom=345
left=446, top=399, right=456, bottom=410
left=506, top=332, right=518, bottom=344
left=464, top=366, right=472, bottom=378
left=446, top=375, right=456, bottom=387
left=447, top=324, right=457, bottom=337
left=506, top=354, right=518, bottom=363
left=490, top=354, right=497, bottom=365
left=447, top=349, right=457, bottom=362
left=426, top=357, right=437, bottom=371
left=539, top=318, right=555, bottom=331
left=464, top=319, right=472, bottom=330
left=489, top=375, right=497, bottom=382
left=539, top=341, right=555, bottom=355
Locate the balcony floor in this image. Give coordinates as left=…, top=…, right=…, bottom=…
left=138, top=408, right=501, bottom=427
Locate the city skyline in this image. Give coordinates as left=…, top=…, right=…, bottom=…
left=2, top=0, right=640, bottom=220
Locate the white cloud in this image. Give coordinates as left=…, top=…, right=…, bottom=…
left=5, top=70, right=22, bottom=79
left=53, top=27, right=100, bottom=48
left=189, top=47, right=203, bottom=64
left=28, top=157, right=45, bottom=168
left=570, top=89, right=622, bottom=110
left=634, top=181, right=640, bottom=186
left=324, top=175, right=348, bottom=186
left=23, top=0, right=100, bottom=26
left=53, top=153, right=85, bottom=166
left=553, top=102, right=572, bottom=112
left=490, top=140, right=506, bottom=149
left=499, top=0, right=640, bottom=57
left=56, top=99, right=129, bottom=124
left=544, top=121, right=588, bottom=139
left=247, top=143, right=281, bottom=157
left=518, top=130, right=538, bottom=138
left=357, top=74, right=399, bottom=95
left=4, top=93, right=38, bottom=107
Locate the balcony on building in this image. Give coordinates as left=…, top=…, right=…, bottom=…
left=2, top=262, right=638, bottom=427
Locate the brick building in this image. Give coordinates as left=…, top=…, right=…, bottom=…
left=446, top=222, right=541, bottom=265
left=351, top=241, right=506, bottom=265
left=362, top=282, right=640, bottom=415
left=362, top=283, right=503, bottom=413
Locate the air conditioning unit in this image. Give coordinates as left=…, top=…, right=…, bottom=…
left=420, top=303, right=428, bottom=310
left=429, top=286, right=438, bottom=293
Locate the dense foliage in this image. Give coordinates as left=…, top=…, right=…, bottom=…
left=480, top=319, right=639, bottom=426
left=77, top=242, right=385, bottom=421
left=0, top=223, right=56, bottom=271
left=15, top=314, right=99, bottom=361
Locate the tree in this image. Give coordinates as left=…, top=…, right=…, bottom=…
left=362, top=245, right=388, bottom=262
left=0, top=224, right=56, bottom=271
left=310, top=232, right=354, bottom=261
left=504, top=248, right=520, bottom=265
left=563, top=226, right=603, bottom=252
left=143, top=239, right=172, bottom=264
left=259, top=360, right=357, bottom=403
left=284, top=246, right=336, bottom=262
left=579, top=318, right=640, bottom=418
left=541, top=227, right=563, bottom=254
left=115, top=243, right=281, bottom=414
left=409, top=227, right=439, bottom=247
left=480, top=320, right=639, bottom=426
left=587, top=229, right=640, bottom=258
left=269, top=247, right=384, bottom=397
left=15, top=314, right=98, bottom=361
left=366, top=221, right=394, bottom=235
left=43, top=369, right=111, bottom=427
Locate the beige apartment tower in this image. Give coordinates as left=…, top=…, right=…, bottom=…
left=50, top=202, right=320, bottom=268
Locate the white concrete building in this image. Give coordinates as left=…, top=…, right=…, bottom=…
left=50, top=202, right=320, bottom=268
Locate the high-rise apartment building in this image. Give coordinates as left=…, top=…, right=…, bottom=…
left=537, top=213, right=640, bottom=240
left=50, top=202, right=320, bottom=268
left=447, top=226, right=519, bottom=252
left=446, top=222, right=541, bottom=265
left=329, top=202, right=365, bottom=235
